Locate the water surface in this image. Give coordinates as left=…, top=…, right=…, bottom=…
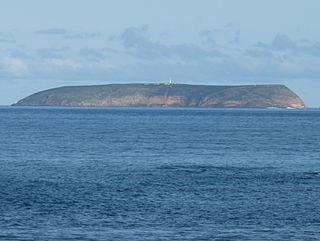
left=0, top=107, right=319, bottom=240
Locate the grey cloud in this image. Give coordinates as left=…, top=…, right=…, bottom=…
left=246, top=49, right=274, bottom=59
left=78, top=47, right=122, bottom=62
left=0, top=32, right=15, bottom=43
left=302, top=42, right=320, bottom=57
left=298, top=38, right=312, bottom=45
left=6, top=26, right=320, bottom=90
left=253, top=34, right=320, bottom=58
left=34, top=28, right=101, bottom=40
left=233, top=30, right=240, bottom=44
left=120, top=25, right=148, bottom=48
left=120, top=26, right=226, bottom=61
left=117, top=27, right=320, bottom=82
left=199, top=30, right=217, bottom=46
left=37, top=47, right=69, bottom=58
left=272, top=34, right=297, bottom=51
left=79, top=48, right=105, bottom=62
left=34, top=28, right=67, bottom=35
left=254, top=42, right=269, bottom=49
left=169, top=43, right=226, bottom=59
left=10, top=49, right=31, bottom=59
left=199, top=25, right=241, bottom=46
left=64, top=32, right=101, bottom=39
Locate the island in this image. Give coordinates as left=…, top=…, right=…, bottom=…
left=13, top=83, right=305, bottom=108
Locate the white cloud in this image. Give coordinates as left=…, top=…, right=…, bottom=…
left=2, top=27, right=320, bottom=86
left=47, top=58, right=82, bottom=70
left=0, top=58, right=29, bottom=77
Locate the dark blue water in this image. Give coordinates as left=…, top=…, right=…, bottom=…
left=0, top=107, right=320, bottom=240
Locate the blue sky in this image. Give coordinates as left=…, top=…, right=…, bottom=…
left=1, top=0, right=320, bottom=106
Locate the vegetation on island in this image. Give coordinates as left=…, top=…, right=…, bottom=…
left=13, top=83, right=305, bottom=108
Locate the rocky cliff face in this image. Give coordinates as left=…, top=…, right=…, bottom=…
left=13, top=83, right=305, bottom=108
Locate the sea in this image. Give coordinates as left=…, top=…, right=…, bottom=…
left=0, top=106, right=320, bottom=240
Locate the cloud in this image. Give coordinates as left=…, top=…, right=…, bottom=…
left=46, top=58, right=81, bottom=70
left=0, top=58, right=29, bottom=77
left=120, top=25, right=148, bottom=48
left=27, top=58, right=116, bottom=82
left=119, top=26, right=226, bottom=61
left=37, top=47, right=69, bottom=58
left=199, top=24, right=241, bottom=46
left=34, top=28, right=67, bottom=35
left=245, top=49, right=274, bottom=59
left=0, top=32, right=15, bottom=43
left=272, top=34, right=296, bottom=51
left=79, top=48, right=106, bottom=62
left=253, top=34, right=320, bottom=58
left=199, top=30, right=217, bottom=46
left=64, top=32, right=101, bottom=39
left=2, top=27, right=320, bottom=87
left=34, top=28, right=101, bottom=40
left=252, top=34, right=298, bottom=55
left=302, top=42, right=320, bottom=57
left=10, top=49, right=31, bottom=59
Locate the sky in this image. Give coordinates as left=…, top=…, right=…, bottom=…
left=1, top=0, right=320, bottom=106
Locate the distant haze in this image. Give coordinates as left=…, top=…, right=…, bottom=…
left=1, top=0, right=320, bottom=107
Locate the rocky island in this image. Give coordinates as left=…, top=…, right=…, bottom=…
left=13, top=83, right=305, bottom=108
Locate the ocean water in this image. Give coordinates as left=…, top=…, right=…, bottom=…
left=0, top=107, right=320, bottom=240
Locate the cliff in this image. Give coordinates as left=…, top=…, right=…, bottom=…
left=13, top=83, right=305, bottom=108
